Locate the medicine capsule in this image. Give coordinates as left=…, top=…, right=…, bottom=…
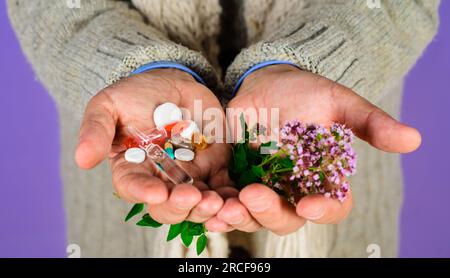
left=164, top=142, right=175, bottom=159
left=191, top=132, right=208, bottom=150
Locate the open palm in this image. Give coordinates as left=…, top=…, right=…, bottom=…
left=75, top=69, right=234, bottom=224
left=208, top=64, right=421, bottom=234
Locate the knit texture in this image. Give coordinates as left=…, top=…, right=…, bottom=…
left=8, top=0, right=439, bottom=257
left=8, top=0, right=219, bottom=116
left=226, top=0, right=440, bottom=102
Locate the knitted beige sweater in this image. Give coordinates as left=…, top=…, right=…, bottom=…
left=8, top=0, right=439, bottom=257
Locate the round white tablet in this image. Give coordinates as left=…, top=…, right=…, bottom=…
left=174, top=148, right=195, bottom=162
left=125, top=148, right=146, bottom=164
left=153, top=102, right=183, bottom=128
left=180, top=120, right=199, bottom=140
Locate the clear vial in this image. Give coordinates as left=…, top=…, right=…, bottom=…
left=126, top=125, right=167, bottom=148
left=146, top=144, right=194, bottom=185
left=170, top=134, right=195, bottom=150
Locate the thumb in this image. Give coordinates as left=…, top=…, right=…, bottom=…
left=75, top=92, right=117, bottom=169
left=335, top=86, right=421, bottom=153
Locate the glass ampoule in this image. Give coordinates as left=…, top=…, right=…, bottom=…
left=170, top=134, right=195, bottom=150
left=126, top=125, right=167, bottom=148
left=146, top=144, right=193, bottom=184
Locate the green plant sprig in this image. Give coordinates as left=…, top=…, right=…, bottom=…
left=228, top=114, right=293, bottom=189
left=125, top=203, right=208, bottom=255
left=123, top=114, right=287, bottom=256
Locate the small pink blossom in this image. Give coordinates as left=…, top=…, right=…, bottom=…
left=266, top=121, right=357, bottom=203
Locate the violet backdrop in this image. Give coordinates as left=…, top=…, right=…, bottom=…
left=0, top=2, right=449, bottom=257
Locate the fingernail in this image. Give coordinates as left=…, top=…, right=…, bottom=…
left=246, top=197, right=272, bottom=213
left=301, top=204, right=325, bottom=220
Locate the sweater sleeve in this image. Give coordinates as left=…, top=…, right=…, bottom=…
left=226, top=0, right=440, bottom=102
left=7, top=0, right=218, bottom=114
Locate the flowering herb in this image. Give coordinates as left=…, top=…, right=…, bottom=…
left=229, top=115, right=357, bottom=203
left=125, top=204, right=208, bottom=255
left=124, top=116, right=356, bottom=256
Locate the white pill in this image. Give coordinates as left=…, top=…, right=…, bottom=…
left=180, top=120, right=200, bottom=140
left=174, top=148, right=195, bottom=162
left=125, top=148, right=146, bottom=164
left=153, top=102, right=183, bottom=128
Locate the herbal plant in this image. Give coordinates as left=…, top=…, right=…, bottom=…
left=124, top=203, right=208, bottom=256
left=124, top=114, right=356, bottom=255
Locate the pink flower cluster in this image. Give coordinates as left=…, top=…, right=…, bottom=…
left=278, top=120, right=357, bottom=202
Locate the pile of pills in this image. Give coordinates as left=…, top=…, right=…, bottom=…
left=122, top=102, right=209, bottom=184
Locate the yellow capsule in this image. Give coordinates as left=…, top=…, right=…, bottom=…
left=192, top=133, right=208, bottom=150
left=164, top=142, right=173, bottom=150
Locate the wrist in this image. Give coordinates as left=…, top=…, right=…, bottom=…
left=244, top=64, right=299, bottom=82
left=131, top=61, right=205, bottom=84
left=236, top=64, right=300, bottom=97
left=139, top=68, right=197, bottom=83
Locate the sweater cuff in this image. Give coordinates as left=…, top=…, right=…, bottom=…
left=225, top=21, right=360, bottom=97
left=131, top=61, right=206, bottom=85
left=231, top=60, right=299, bottom=97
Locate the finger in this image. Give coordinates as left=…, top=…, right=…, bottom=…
left=239, top=184, right=306, bottom=236
left=187, top=190, right=224, bottom=223
left=110, top=155, right=168, bottom=204
left=76, top=91, right=117, bottom=169
left=336, top=85, right=421, bottom=153
left=215, top=186, right=239, bottom=199
left=296, top=190, right=354, bottom=224
left=147, top=184, right=202, bottom=224
left=217, top=198, right=261, bottom=232
left=204, top=216, right=234, bottom=233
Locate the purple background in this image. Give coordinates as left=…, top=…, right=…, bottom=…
left=0, top=3, right=449, bottom=258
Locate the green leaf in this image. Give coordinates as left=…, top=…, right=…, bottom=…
left=238, top=169, right=260, bottom=188
left=278, top=157, right=294, bottom=169
left=233, top=144, right=248, bottom=173
left=136, top=213, right=162, bottom=228
left=332, top=131, right=342, bottom=141
left=188, top=223, right=204, bottom=236
left=166, top=223, right=183, bottom=241
left=196, top=234, right=208, bottom=255
left=316, top=133, right=323, bottom=141
left=317, top=156, right=323, bottom=166
left=251, top=165, right=265, bottom=177
left=125, top=203, right=144, bottom=222
left=181, top=220, right=190, bottom=231
left=319, top=171, right=325, bottom=183
left=247, top=148, right=263, bottom=165
left=239, top=114, right=249, bottom=143
left=181, top=229, right=194, bottom=247
left=258, top=141, right=277, bottom=153
left=270, top=175, right=280, bottom=185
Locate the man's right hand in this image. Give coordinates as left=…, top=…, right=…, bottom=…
left=75, top=69, right=234, bottom=225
